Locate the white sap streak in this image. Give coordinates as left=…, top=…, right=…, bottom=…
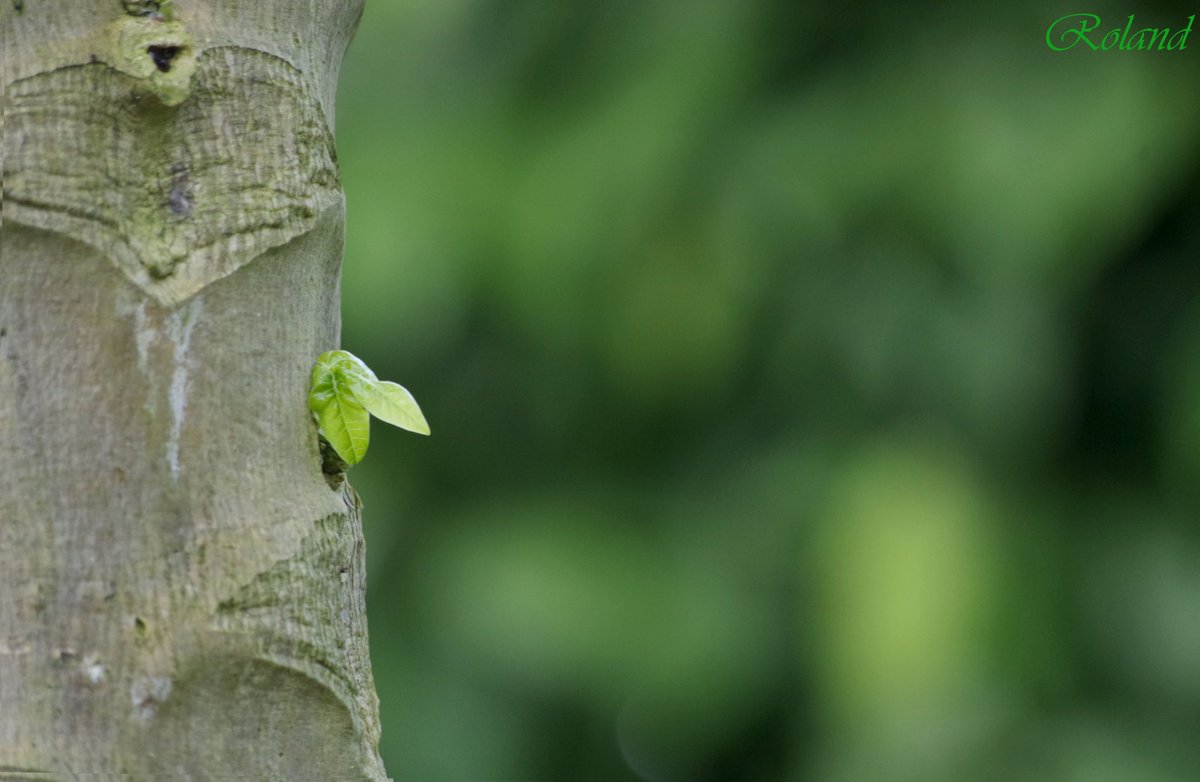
left=134, top=301, right=154, bottom=376
left=165, top=296, right=203, bottom=480
left=116, top=291, right=160, bottom=415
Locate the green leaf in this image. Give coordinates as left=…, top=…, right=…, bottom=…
left=308, top=352, right=372, bottom=465
left=361, top=380, right=431, bottom=435
left=307, top=349, right=430, bottom=467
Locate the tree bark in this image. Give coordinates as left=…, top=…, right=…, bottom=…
left=0, top=1, right=389, bottom=778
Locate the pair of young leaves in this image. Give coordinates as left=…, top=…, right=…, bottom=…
left=308, top=350, right=429, bottom=467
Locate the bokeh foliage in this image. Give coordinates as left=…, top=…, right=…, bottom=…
left=335, top=1, right=1200, bottom=778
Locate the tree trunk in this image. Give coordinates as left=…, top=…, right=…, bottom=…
left=0, top=1, right=389, bottom=778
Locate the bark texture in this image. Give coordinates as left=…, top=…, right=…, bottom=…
left=0, top=1, right=389, bottom=778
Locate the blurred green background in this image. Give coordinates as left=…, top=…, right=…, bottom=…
left=333, top=1, right=1200, bottom=779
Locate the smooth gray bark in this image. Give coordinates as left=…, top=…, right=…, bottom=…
left=1, top=2, right=389, bottom=778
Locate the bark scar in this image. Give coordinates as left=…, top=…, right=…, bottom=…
left=108, top=16, right=195, bottom=106
left=3, top=48, right=342, bottom=306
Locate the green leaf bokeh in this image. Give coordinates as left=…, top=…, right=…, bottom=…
left=335, top=2, right=1200, bottom=779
